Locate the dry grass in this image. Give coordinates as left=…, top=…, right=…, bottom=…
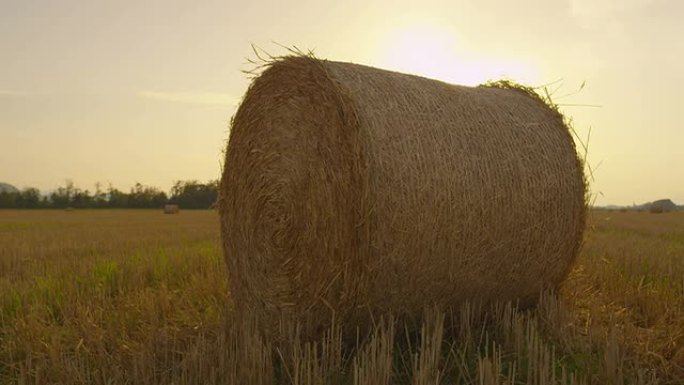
left=1, top=209, right=683, bottom=384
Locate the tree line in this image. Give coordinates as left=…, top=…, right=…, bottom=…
left=0, top=180, right=219, bottom=209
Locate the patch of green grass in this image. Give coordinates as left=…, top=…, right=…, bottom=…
left=0, top=221, right=33, bottom=230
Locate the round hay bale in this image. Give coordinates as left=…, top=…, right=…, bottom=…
left=164, top=204, right=180, bottom=214
left=219, top=56, right=587, bottom=338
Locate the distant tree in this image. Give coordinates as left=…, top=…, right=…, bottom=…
left=50, top=187, right=70, bottom=208
left=107, top=185, right=128, bottom=208
left=72, top=189, right=93, bottom=208
left=18, top=188, right=41, bottom=208
left=64, top=180, right=75, bottom=203
left=0, top=191, right=18, bottom=208
left=169, top=180, right=218, bottom=209
left=0, top=180, right=217, bottom=210
left=93, top=182, right=108, bottom=208
left=128, top=183, right=168, bottom=208
left=0, top=187, right=46, bottom=209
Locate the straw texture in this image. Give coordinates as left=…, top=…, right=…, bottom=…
left=219, top=56, right=586, bottom=338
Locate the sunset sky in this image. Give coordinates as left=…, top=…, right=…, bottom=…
left=1, top=0, right=682, bottom=206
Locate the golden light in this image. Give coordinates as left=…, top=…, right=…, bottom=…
left=375, top=23, right=540, bottom=87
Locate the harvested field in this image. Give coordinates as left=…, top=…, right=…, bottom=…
left=1, top=209, right=683, bottom=384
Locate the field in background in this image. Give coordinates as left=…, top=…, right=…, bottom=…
left=0, top=209, right=682, bottom=384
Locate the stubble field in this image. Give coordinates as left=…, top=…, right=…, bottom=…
left=1, top=209, right=682, bottom=384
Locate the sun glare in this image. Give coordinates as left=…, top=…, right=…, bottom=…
left=375, top=24, right=539, bottom=87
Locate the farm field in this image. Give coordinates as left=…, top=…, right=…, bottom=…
left=0, top=209, right=683, bottom=384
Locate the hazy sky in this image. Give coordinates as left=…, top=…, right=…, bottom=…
left=1, top=0, right=682, bottom=205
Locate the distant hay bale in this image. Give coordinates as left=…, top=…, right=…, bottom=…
left=164, top=204, right=179, bottom=214
left=219, top=56, right=587, bottom=338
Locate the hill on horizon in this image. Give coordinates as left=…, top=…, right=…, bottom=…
left=649, top=198, right=678, bottom=213
left=0, top=182, right=19, bottom=194
left=597, top=198, right=682, bottom=212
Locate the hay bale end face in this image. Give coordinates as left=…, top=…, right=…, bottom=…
left=164, top=204, right=179, bottom=214
left=219, top=56, right=587, bottom=337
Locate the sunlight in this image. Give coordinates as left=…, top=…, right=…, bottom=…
left=375, top=23, right=539, bottom=86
